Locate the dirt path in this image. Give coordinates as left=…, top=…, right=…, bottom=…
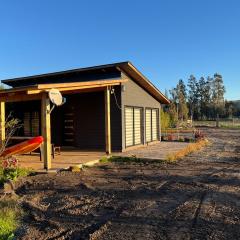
left=15, top=128, right=240, bottom=240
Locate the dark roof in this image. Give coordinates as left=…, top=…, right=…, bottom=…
left=1, top=61, right=170, bottom=104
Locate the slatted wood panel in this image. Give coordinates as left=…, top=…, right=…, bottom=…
left=23, top=112, right=31, bottom=136
left=24, top=111, right=40, bottom=136
left=152, top=109, right=158, bottom=141
left=134, top=108, right=141, bottom=145
left=63, top=106, right=75, bottom=145
left=125, top=107, right=134, bottom=147
left=32, top=112, right=40, bottom=136
left=145, top=109, right=152, bottom=142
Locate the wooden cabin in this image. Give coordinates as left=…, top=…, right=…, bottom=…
left=0, top=61, right=170, bottom=169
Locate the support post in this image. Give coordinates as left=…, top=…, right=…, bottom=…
left=41, top=93, right=51, bottom=169
left=0, top=102, right=5, bottom=147
left=105, top=87, right=111, bottom=154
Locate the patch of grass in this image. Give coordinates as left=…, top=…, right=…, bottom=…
left=99, top=156, right=110, bottom=163
left=220, top=124, right=240, bottom=129
left=0, top=167, right=32, bottom=186
left=0, top=167, right=31, bottom=185
left=100, top=156, right=164, bottom=165
left=166, top=138, right=210, bottom=162
left=0, top=199, right=22, bottom=240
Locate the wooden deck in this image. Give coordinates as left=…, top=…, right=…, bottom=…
left=17, top=150, right=106, bottom=171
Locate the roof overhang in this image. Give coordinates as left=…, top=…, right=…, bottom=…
left=117, top=62, right=170, bottom=104
left=0, top=78, right=127, bottom=102
left=1, top=61, right=170, bottom=104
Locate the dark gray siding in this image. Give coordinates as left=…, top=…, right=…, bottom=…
left=110, top=86, right=122, bottom=151
left=121, top=77, right=161, bottom=150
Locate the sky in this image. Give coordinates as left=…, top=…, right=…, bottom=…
left=0, top=0, right=239, bottom=100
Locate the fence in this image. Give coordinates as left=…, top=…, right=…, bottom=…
left=193, top=118, right=240, bottom=128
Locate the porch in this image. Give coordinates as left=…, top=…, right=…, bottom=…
left=0, top=78, right=127, bottom=170
left=17, top=149, right=106, bottom=171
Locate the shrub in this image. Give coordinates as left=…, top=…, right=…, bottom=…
left=167, top=134, right=174, bottom=141
left=0, top=157, right=30, bottom=184
left=194, top=129, right=205, bottom=140
left=166, top=138, right=209, bottom=162
left=160, top=109, right=171, bottom=131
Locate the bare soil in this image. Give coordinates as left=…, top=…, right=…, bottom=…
left=14, top=128, right=240, bottom=240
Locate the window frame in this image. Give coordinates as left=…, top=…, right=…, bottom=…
left=145, top=108, right=159, bottom=143
left=124, top=106, right=143, bottom=148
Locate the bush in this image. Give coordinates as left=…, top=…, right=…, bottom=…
left=194, top=129, right=205, bottom=140
left=160, top=109, right=171, bottom=130
left=166, top=138, right=209, bottom=161
left=0, top=157, right=30, bottom=185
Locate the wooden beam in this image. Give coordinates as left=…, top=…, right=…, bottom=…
left=0, top=102, right=5, bottom=147
left=27, top=82, right=122, bottom=95
left=0, top=93, right=42, bottom=103
left=41, top=93, right=51, bottom=170
left=104, top=87, right=111, bottom=154
left=36, top=78, right=128, bottom=90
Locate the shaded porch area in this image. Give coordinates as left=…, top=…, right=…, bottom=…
left=0, top=78, right=126, bottom=170
left=17, top=149, right=106, bottom=171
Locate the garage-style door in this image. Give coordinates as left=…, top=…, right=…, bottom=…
left=125, top=107, right=142, bottom=147
left=145, top=108, right=159, bottom=143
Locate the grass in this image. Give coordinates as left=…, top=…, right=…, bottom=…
left=166, top=138, right=210, bottom=162
left=0, top=199, right=22, bottom=240
left=0, top=165, right=30, bottom=239
left=0, top=167, right=31, bottom=186
left=100, top=156, right=165, bottom=164
left=220, top=124, right=240, bottom=129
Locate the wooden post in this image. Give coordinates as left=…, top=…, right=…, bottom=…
left=41, top=93, right=51, bottom=170
left=0, top=102, right=5, bottom=147
left=105, top=87, right=111, bottom=154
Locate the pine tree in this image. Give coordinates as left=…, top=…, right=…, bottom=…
left=187, top=75, right=199, bottom=120
left=212, top=73, right=226, bottom=126
left=205, top=76, right=213, bottom=119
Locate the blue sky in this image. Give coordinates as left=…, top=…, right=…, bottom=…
left=0, top=0, right=239, bottom=100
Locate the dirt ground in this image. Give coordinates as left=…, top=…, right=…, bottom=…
left=14, top=128, right=240, bottom=240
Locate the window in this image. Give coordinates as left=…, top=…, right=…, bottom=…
left=145, top=108, right=159, bottom=142
left=125, top=107, right=143, bottom=147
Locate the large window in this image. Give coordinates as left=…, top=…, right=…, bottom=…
left=125, top=107, right=143, bottom=147
left=145, top=108, right=159, bottom=143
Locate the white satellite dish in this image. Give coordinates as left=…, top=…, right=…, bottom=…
left=49, top=89, right=63, bottom=106
left=48, top=89, right=66, bottom=113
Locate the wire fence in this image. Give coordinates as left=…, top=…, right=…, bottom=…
left=193, top=118, right=240, bottom=128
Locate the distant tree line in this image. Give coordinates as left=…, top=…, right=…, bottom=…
left=164, top=73, right=239, bottom=127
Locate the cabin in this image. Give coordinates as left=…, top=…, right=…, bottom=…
left=0, top=62, right=170, bottom=169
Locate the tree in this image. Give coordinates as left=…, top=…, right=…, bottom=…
left=224, top=100, right=234, bottom=118
left=197, top=77, right=212, bottom=120
left=168, top=101, right=178, bottom=127
left=178, top=91, right=189, bottom=121
left=169, top=79, right=189, bottom=122
left=212, top=73, right=226, bottom=127
left=187, top=75, right=199, bottom=120
left=177, top=79, right=187, bottom=99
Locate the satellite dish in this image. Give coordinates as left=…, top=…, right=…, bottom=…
left=48, top=89, right=63, bottom=106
